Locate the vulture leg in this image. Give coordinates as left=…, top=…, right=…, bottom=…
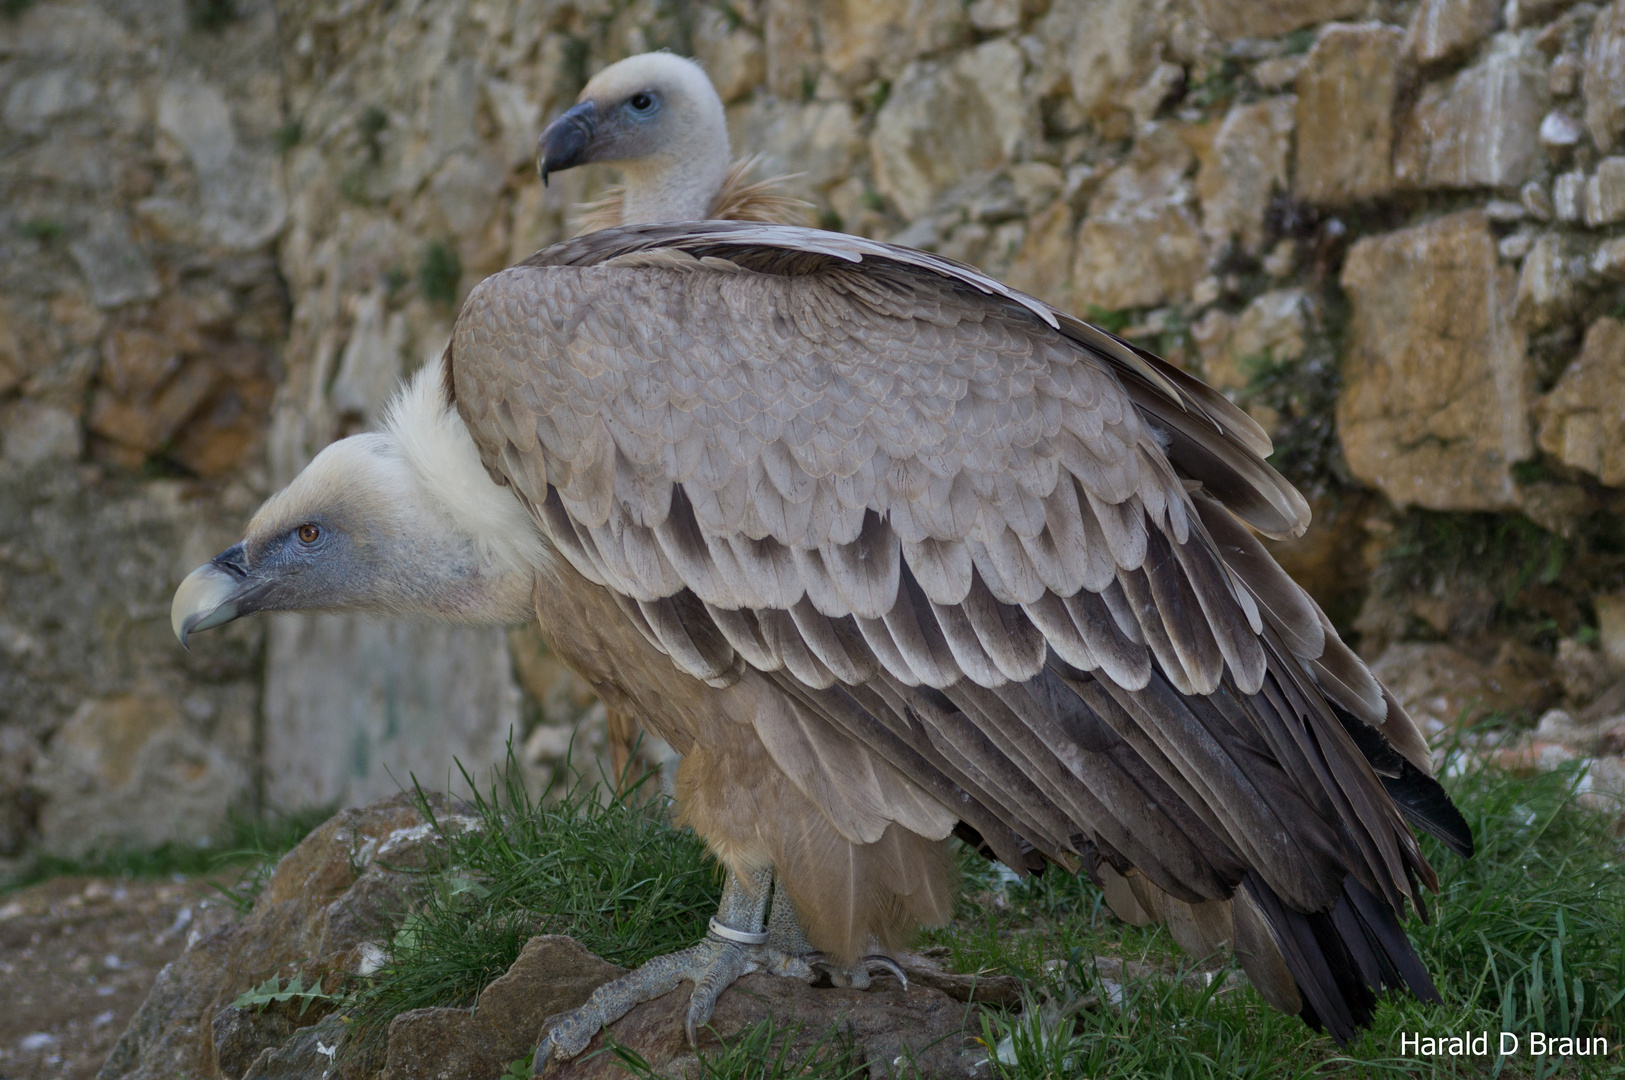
left=533, top=867, right=819, bottom=1068
left=765, top=876, right=911, bottom=991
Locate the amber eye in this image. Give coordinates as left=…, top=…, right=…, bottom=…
left=297, top=524, right=320, bottom=544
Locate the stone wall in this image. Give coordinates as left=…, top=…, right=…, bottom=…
left=3, top=0, right=1625, bottom=859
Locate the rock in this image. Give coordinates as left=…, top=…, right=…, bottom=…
left=1371, top=641, right=1554, bottom=730
left=1540, top=109, right=1585, bottom=148
left=871, top=40, right=1032, bottom=220
left=1294, top=23, right=1406, bottom=206
left=96, top=917, right=240, bottom=1080
left=1198, top=96, right=1295, bottom=252
left=1585, top=157, right=1625, bottom=226
left=1583, top=0, right=1625, bottom=151
left=1522, top=179, right=1555, bottom=220
left=100, top=794, right=472, bottom=1080
left=88, top=361, right=218, bottom=458
left=1191, top=288, right=1315, bottom=393
left=1036, top=0, right=1168, bottom=118
left=1556, top=637, right=1617, bottom=705
left=1337, top=212, right=1530, bottom=511
left=156, top=79, right=287, bottom=252
left=691, top=11, right=765, bottom=105
left=1553, top=170, right=1588, bottom=221
left=382, top=936, right=625, bottom=1080
left=968, top=0, right=1021, bottom=32
left=814, top=0, right=969, bottom=88
left=1598, top=592, right=1625, bottom=669
left=31, top=693, right=251, bottom=858
left=1002, top=199, right=1075, bottom=309
left=1, top=400, right=81, bottom=467
left=1395, top=33, right=1549, bottom=191
left=1070, top=127, right=1204, bottom=311
left=1514, top=232, right=1588, bottom=330
left=209, top=1005, right=297, bottom=1080
left=762, top=0, right=820, bottom=99
left=262, top=616, right=522, bottom=811
left=1191, top=0, right=1365, bottom=40
left=546, top=970, right=981, bottom=1080
left=239, top=1015, right=346, bottom=1080
left=1536, top=318, right=1625, bottom=487
left=1594, top=236, right=1625, bottom=279
left=69, top=220, right=161, bottom=310
left=732, top=98, right=864, bottom=203
left=1407, top=0, right=1500, bottom=64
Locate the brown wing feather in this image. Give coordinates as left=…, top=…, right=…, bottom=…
left=450, top=221, right=1457, bottom=1036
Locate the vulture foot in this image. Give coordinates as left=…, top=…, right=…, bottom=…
left=534, top=867, right=822, bottom=1071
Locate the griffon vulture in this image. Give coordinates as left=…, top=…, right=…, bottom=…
left=174, top=242, right=1472, bottom=1061
left=540, top=51, right=811, bottom=783
left=538, top=52, right=808, bottom=233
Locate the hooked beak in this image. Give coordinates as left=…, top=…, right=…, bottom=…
left=538, top=100, right=597, bottom=185
left=171, top=542, right=253, bottom=649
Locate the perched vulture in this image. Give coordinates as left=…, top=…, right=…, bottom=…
left=538, top=52, right=808, bottom=233
left=538, top=52, right=810, bottom=783
left=174, top=197, right=1472, bottom=1073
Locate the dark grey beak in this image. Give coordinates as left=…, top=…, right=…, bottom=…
left=538, top=100, right=597, bottom=185
left=171, top=542, right=259, bottom=648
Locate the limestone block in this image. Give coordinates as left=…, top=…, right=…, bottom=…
left=691, top=10, right=765, bottom=105
left=1191, top=288, right=1315, bottom=393
left=1002, top=199, right=1075, bottom=309
left=32, top=694, right=251, bottom=857
left=1536, top=317, right=1625, bottom=487
left=3, top=66, right=98, bottom=134
left=1585, top=157, right=1625, bottom=226
left=815, top=0, right=969, bottom=87
left=871, top=40, right=1031, bottom=220
left=262, top=615, right=522, bottom=810
left=1584, top=0, right=1625, bottom=151
left=1407, top=0, right=1500, bottom=64
left=1070, top=128, right=1204, bottom=311
left=1396, top=33, right=1549, bottom=190
left=1191, top=0, right=1365, bottom=40
left=1594, top=236, right=1625, bottom=279
left=1554, top=170, right=1588, bottom=221
left=157, top=79, right=286, bottom=251
left=1514, top=232, right=1588, bottom=330
left=1198, top=96, right=1295, bottom=252
left=1036, top=0, right=1167, bottom=117
left=732, top=97, right=864, bottom=203
left=1294, top=23, right=1406, bottom=206
left=1599, top=592, right=1625, bottom=669
left=0, top=400, right=82, bottom=467
left=69, top=219, right=161, bottom=309
left=762, top=0, right=820, bottom=99
left=1337, top=212, right=1530, bottom=511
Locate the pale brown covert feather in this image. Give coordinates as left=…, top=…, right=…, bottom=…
left=444, top=221, right=1464, bottom=1029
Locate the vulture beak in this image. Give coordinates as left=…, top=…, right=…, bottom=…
left=538, top=100, right=597, bottom=185
left=171, top=542, right=258, bottom=648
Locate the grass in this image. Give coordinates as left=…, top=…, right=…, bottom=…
left=341, top=755, right=720, bottom=1050
left=951, top=750, right=1625, bottom=1079
left=1, top=804, right=332, bottom=902
left=417, top=240, right=462, bottom=306
left=217, top=745, right=1625, bottom=1078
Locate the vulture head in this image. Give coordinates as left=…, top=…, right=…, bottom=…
left=538, top=52, right=731, bottom=223
left=171, top=359, right=542, bottom=646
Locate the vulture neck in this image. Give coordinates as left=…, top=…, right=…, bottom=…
left=617, top=136, right=731, bottom=223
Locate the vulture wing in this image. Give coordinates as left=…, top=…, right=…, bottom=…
left=448, top=221, right=1468, bottom=1041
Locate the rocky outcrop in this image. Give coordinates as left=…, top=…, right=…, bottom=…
left=96, top=795, right=992, bottom=1080
left=1337, top=212, right=1530, bottom=512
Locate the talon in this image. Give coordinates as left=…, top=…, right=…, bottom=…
left=863, top=953, right=909, bottom=990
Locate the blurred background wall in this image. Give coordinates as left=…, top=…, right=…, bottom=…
left=2, top=0, right=1623, bottom=863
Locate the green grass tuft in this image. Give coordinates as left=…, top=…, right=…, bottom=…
left=342, top=753, right=720, bottom=1048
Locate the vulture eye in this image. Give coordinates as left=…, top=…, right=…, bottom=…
left=627, top=92, right=657, bottom=114
left=297, top=524, right=321, bottom=545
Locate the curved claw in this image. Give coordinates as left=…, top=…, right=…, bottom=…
left=862, top=953, right=909, bottom=990
left=684, top=942, right=748, bottom=1045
